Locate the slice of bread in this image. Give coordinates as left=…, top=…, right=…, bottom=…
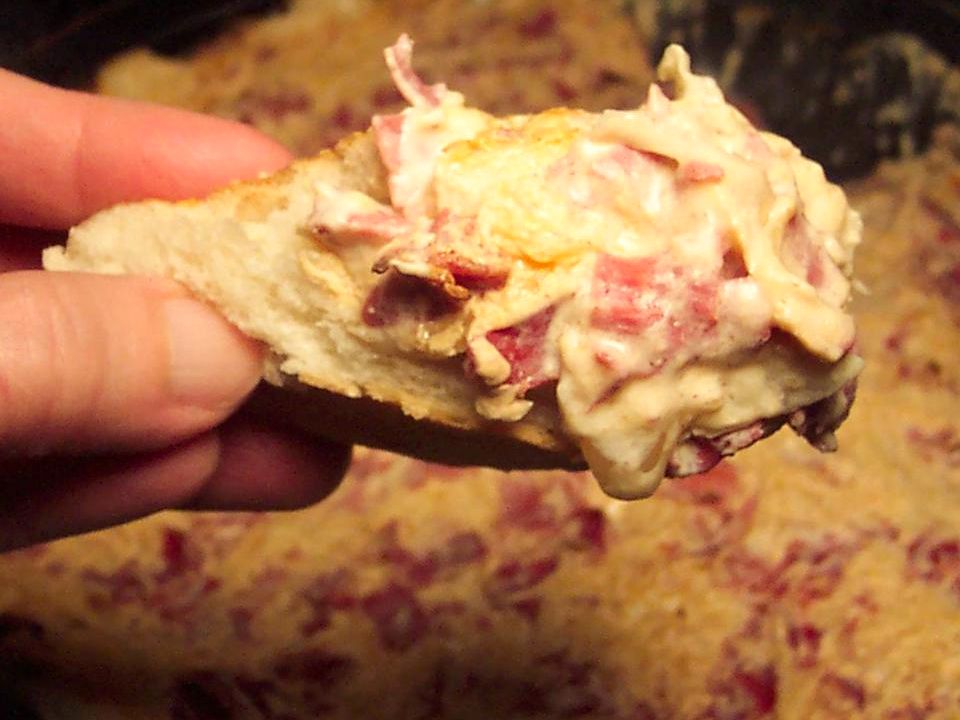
left=43, top=129, right=585, bottom=471
left=45, top=39, right=863, bottom=498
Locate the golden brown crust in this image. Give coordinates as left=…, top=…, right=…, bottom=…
left=247, top=379, right=586, bottom=471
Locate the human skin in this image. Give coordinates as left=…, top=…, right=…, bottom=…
left=0, top=69, right=351, bottom=551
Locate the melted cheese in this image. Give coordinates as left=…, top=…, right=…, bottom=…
left=307, top=39, right=863, bottom=499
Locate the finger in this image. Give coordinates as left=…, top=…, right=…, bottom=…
left=0, top=433, right=221, bottom=551
left=0, top=423, right=352, bottom=550
left=0, top=68, right=293, bottom=229
left=186, top=417, right=352, bottom=511
left=0, top=271, right=263, bottom=455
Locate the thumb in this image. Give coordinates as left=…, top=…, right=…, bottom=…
left=0, top=271, right=263, bottom=456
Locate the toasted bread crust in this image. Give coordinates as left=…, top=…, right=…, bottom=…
left=44, top=127, right=585, bottom=470
left=247, top=380, right=585, bottom=471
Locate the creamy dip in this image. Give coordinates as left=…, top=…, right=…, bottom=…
left=307, top=36, right=862, bottom=499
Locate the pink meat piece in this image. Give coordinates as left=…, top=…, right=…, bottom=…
left=591, top=254, right=723, bottom=355
left=666, top=418, right=785, bottom=478
left=339, top=211, right=412, bottom=240
left=720, top=532, right=869, bottom=608
left=377, top=211, right=509, bottom=295
left=593, top=251, right=848, bottom=475
left=590, top=255, right=666, bottom=334
left=81, top=561, right=147, bottom=608
left=564, top=508, right=607, bottom=553
left=486, top=557, right=559, bottom=596
left=518, top=9, right=557, bottom=39
left=155, top=528, right=203, bottom=583
left=721, top=247, right=749, bottom=279
left=906, top=532, right=960, bottom=590
left=485, top=304, right=558, bottom=391
left=937, top=262, right=960, bottom=305
left=428, top=212, right=510, bottom=290
left=733, top=665, right=778, bottom=715
left=591, top=144, right=675, bottom=183
left=663, top=462, right=740, bottom=506
left=817, top=673, right=867, bottom=712
left=361, top=583, right=429, bottom=652
left=783, top=215, right=826, bottom=287
left=310, top=181, right=413, bottom=243
left=781, top=214, right=850, bottom=304
left=438, top=253, right=509, bottom=291
left=498, top=479, right=559, bottom=532
left=234, top=88, right=311, bottom=124
left=511, top=597, right=542, bottom=623
left=372, top=37, right=464, bottom=215
left=794, top=539, right=859, bottom=607
left=669, top=378, right=851, bottom=479
left=375, top=521, right=487, bottom=587
left=550, top=140, right=676, bottom=214
left=787, top=623, right=823, bottom=668
left=298, top=568, right=357, bottom=637
left=676, top=161, right=725, bottom=185
left=665, top=440, right=724, bottom=478
left=383, top=34, right=444, bottom=107
left=371, top=113, right=405, bottom=175
left=552, top=79, right=578, bottom=103
left=362, top=271, right=462, bottom=328
left=331, top=103, right=355, bottom=130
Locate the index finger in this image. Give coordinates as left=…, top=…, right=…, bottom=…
left=0, top=68, right=293, bottom=229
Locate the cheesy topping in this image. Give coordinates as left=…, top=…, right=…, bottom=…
left=307, top=36, right=863, bottom=499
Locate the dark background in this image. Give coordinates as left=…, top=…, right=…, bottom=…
left=3, top=0, right=959, bottom=180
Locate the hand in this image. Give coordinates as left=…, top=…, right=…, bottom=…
left=0, top=70, right=351, bottom=551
